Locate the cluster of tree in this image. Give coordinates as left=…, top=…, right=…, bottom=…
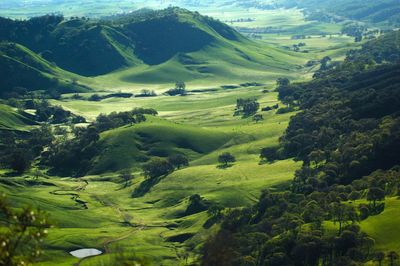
left=292, top=42, right=306, bottom=52
left=235, top=98, right=260, bottom=117
left=87, top=92, right=133, bottom=102
left=341, top=23, right=367, bottom=41
left=201, top=31, right=400, bottom=266
left=202, top=186, right=387, bottom=266
left=41, top=108, right=157, bottom=176
left=136, top=89, right=157, bottom=97
left=133, top=154, right=189, bottom=197
left=165, top=82, right=187, bottom=96
left=0, top=125, right=54, bottom=173
left=142, top=154, right=189, bottom=179
left=93, top=108, right=157, bottom=132
left=261, top=104, right=279, bottom=112
left=31, top=99, right=86, bottom=124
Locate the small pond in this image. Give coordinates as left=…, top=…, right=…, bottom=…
left=70, top=248, right=103, bottom=258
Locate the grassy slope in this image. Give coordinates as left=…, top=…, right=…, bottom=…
left=361, top=197, right=400, bottom=253
left=91, top=117, right=235, bottom=174
left=0, top=6, right=370, bottom=266
left=0, top=104, right=36, bottom=131
left=0, top=42, right=90, bottom=94
left=0, top=86, right=300, bottom=265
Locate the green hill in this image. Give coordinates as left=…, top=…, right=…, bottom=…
left=0, top=42, right=90, bottom=96
left=0, top=8, right=304, bottom=82
left=0, top=104, right=36, bottom=131
left=90, top=117, right=234, bottom=174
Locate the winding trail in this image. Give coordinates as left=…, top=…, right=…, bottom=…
left=69, top=180, right=146, bottom=266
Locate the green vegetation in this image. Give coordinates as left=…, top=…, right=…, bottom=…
left=201, top=30, right=400, bottom=265
left=1, top=2, right=400, bottom=266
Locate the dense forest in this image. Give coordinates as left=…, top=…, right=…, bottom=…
left=201, top=31, right=400, bottom=266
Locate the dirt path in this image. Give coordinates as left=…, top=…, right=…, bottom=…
left=50, top=178, right=89, bottom=209
left=73, top=182, right=146, bottom=266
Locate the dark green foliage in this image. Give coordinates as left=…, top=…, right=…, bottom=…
left=185, top=194, right=210, bottom=216
left=218, top=152, right=236, bottom=167
left=165, top=82, right=187, bottom=96
left=202, top=30, right=400, bottom=266
left=253, top=114, right=264, bottom=123
left=168, top=154, right=189, bottom=169
left=0, top=194, right=51, bottom=266
left=119, top=170, right=134, bottom=188
left=0, top=124, right=54, bottom=173
left=41, top=108, right=157, bottom=176
left=42, top=125, right=99, bottom=177
left=278, top=32, right=400, bottom=192
left=235, top=98, right=260, bottom=117
left=276, top=106, right=295, bottom=114
left=260, top=147, right=280, bottom=162
left=142, top=158, right=174, bottom=179
left=94, top=108, right=157, bottom=132
left=136, top=89, right=157, bottom=97
left=34, top=99, right=86, bottom=124
left=367, top=187, right=385, bottom=209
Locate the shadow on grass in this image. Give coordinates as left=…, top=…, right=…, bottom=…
left=132, top=175, right=164, bottom=198
left=258, top=160, right=275, bottom=165
left=216, top=164, right=234, bottom=169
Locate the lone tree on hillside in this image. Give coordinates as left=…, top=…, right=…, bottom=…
left=253, top=114, right=264, bottom=123
left=142, top=158, right=174, bottom=179
left=367, top=187, right=385, bottom=209
left=260, top=147, right=279, bottom=162
left=236, top=98, right=260, bottom=117
left=119, top=170, right=134, bottom=188
left=218, top=152, right=236, bottom=167
left=168, top=154, right=189, bottom=169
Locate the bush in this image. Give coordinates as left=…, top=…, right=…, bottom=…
left=168, top=154, right=189, bottom=169
left=218, top=152, right=236, bottom=166
left=260, top=147, right=280, bottom=162
left=276, top=107, right=294, bottom=114
left=142, top=158, right=174, bottom=179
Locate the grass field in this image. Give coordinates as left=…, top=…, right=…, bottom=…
left=0, top=86, right=300, bottom=264
left=0, top=104, right=36, bottom=131
left=0, top=3, right=368, bottom=265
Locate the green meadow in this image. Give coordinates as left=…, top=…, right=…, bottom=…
left=0, top=84, right=301, bottom=264
left=0, top=3, right=377, bottom=265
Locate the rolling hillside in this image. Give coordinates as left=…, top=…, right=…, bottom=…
left=0, top=103, right=36, bottom=131
left=0, top=8, right=305, bottom=85
left=0, top=42, right=90, bottom=95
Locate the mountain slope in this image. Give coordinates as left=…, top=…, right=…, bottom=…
left=91, top=117, right=234, bottom=174
left=0, top=42, right=90, bottom=95
left=0, top=104, right=36, bottom=131
left=0, top=8, right=304, bottom=82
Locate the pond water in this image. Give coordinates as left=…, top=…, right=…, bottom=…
left=70, top=248, right=103, bottom=258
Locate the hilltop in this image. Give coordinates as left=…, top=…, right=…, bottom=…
left=0, top=8, right=304, bottom=87
left=0, top=42, right=90, bottom=96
